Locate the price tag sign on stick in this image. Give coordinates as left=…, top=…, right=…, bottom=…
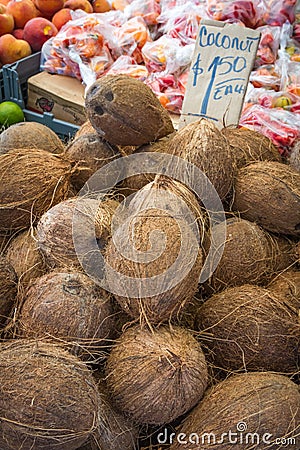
left=180, top=19, right=261, bottom=129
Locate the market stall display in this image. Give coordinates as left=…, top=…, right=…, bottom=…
left=0, top=2, right=299, bottom=450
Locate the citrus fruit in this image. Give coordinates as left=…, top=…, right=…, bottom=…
left=273, top=96, right=292, bottom=109
left=0, top=101, right=24, bottom=128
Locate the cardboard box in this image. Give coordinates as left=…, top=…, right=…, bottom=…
left=27, top=71, right=86, bottom=125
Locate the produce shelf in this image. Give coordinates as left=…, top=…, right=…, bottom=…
left=2, top=53, right=79, bottom=139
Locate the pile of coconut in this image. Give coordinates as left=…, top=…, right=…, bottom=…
left=0, top=74, right=299, bottom=450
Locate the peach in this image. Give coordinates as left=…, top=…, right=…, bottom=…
left=0, top=34, right=31, bottom=64
left=0, top=0, right=10, bottom=5
left=23, top=17, right=57, bottom=51
left=0, top=4, right=14, bottom=36
left=12, top=27, right=24, bottom=39
left=92, top=0, right=111, bottom=13
left=111, top=0, right=129, bottom=11
left=64, top=0, right=93, bottom=13
left=52, top=7, right=72, bottom=30
left=34, top=0, right=64, bottom=17
left=6, top=0, right=39, bottom=28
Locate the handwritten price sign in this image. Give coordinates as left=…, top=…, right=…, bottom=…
left=180, top=19, right=260, bottom=128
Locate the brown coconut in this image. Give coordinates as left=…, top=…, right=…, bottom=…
left=105, top=178, right=204, bottom=324
left=168, top=119, right=234, bottom=201
left=265, top=232, right=296, bottom=274
left=0, top=339, right=101, bottom=450
left=64, top=133, right=120, bottom=192
left=105, top=325, right=208, bottom=425
left=75, top=119, right=96, bottom=138
left=204, top=217, right=271, bottom=293
left=0, top=122, right=65, bottom=155
left=290, top=139, right=300, bottom=172
left=0, top=148, right=72, bottom=232
left=268, top=269, right=300, bottom=309
left=85, top=74, right=174, bottom=147
left=295, top=240, right=300, bottom=262
left=120, top=134, right=175, bottom=196
left=170, top=372, right=300, bottom=450
left=0, top=256, right=17, bottom=326
left=37, top=197, right=119, bottom=270
left=195, top=284, right=300, bottom=374
left=205, top=217, right=296, bottom=293
left=221, top=126, right=281, bottom=169
left=233, top=161, right=300, bottom=236
left=6, top=229, right=47, bottom=289
left=18, top=271, right=115, bottom=359
left=0, top=231, right=13, bottom=255
left=126, top=175, right=206, bottom=230
left=91, top=378, right=139, bottom=450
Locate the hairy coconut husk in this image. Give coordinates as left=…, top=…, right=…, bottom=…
left=221, top=126, right=281, bottom=169
left=77, top=443, right=97, bottom=450
left=195, top=284, right=300, bottom=374
left=0, top=256, right=17, bottom=326
left=140, top=441, right=170, bottom=450
left=176, top=294, right=205, bottom=330
left=105, top=211, right=203, bottom=324
left=0, top=235, right=8, bottom=255
left=0, top=231, right=14, bottom=255
left=37, top=197, right=119, bottom=270
left=204, top=217, right=271, bottom=293
left=268, top=270, right=300, bottom=309
left=90, top=377, right=139, bottom=450
left=17, top=271, right=115, bottom=359
left=6, top=229, right=47, bottom=289
left=170, top=372, right=300, bottom=450
left=233, top=161, right=300, bottom=236
left=105, top=177, right=204, bottom=324
left=295, top=240, right=300, bottom=263
left=106, top=325, right=208, bottom=425
left=78, top=407, right=138, bottom=450
left=0, top=149, right=72, bottom=232
left=127, top=175, right=206, bottom=229
left=265, top=232, right=296, bottom=274
left=0, top=339, right=101, bottom=450
left=168, top=119, right=234, bottom=201
left=138, top=422, right=175, bottom=450
left=0, top=122, right=65, bottom=155
left=205, top=217, right=296, bottom=293
left=66, top=183, right=78, bottom=199
left=85, top=74, right=174, bottom=146
left=120, top=135, right=175, bottom=196
left=117, top=145, right=140, bottom=157
left=290, top=139, right=300, bottom=172
left=75, top=119, right=96, bottom=138
left=64, top=133, right=120, bottom=192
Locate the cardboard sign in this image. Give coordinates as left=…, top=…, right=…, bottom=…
left=180, top=19, right=260, bottom=128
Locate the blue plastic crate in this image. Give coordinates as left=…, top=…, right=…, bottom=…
left=2, top=53, right=79, bottom=139
left=0, top=68, right=5, bottom=102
